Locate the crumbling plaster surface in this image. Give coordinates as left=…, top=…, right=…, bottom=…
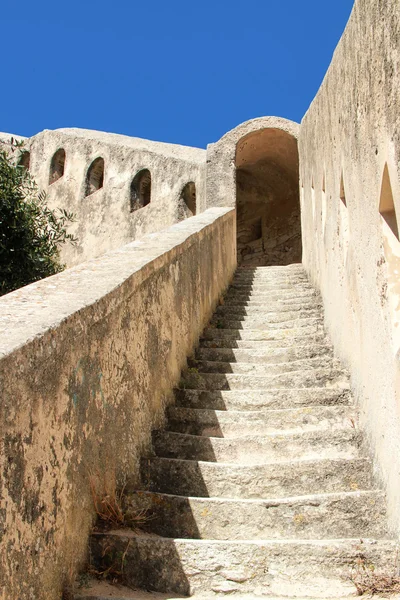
left=299, top=0, right=400, bottom=535
left=21, top=128, right=207, bottom=267
left=206, top=116, right=300, bottom=209
left=0, top=207, right=236, bottom=600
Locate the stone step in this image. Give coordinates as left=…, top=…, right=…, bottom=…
left=234, top=265, right=305, bottom=274
left=179, top=368, right=349, bottom=391
left=89, top=533, right=398, bottom=597
left=230, top=281, right=310, bottom=290
left=220, top=302, right=322, bottom=312
left=76, top=584, right=332, bottom=600
left=195, top=344, right=333, bottom=364
left=77, top=583, right=386, bottom=600
left=166, top=405, right=353, bottom=437
left=187, top=357, right=337, bottom=376
left=201, top=326, right=324, bottom=342
left=126, top=490, right=388, bottom=540
left=174, top=388, right=351, bottom=411
left=141, top=456, right=374, bottom=499
left=76, top=582, right=394, bottom=600
left=210, top=316, right=323, bottom=330
left=224, top=290, right=319, bottom=302
left=231, top=275, right=309, bottom=284
left=76, top=582, right=384, bottom=600
left=229, top=282, right=314, bottom=292
left=220, top=289, right=322, bottom=302
left=237, top=264, right=305, bottom=272
left=199, top=334, right=328, bottom=349
left=216, top=304, right=321, bottom=317
left=152, top=428, right=361, bottom=463
left=232, top=269, right=307, bottom=278
left=75, top=581, right=187, bottom=599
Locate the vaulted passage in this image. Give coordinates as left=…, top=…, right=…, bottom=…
left=235, top=128, right=301, bottom=266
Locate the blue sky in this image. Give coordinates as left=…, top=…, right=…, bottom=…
left=1, top=0, right=353, bottom=148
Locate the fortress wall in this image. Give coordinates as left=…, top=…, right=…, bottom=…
left=21, top=128, right=207, bottom=267
left=299, top=0, right=400, bottom=534
left=0, top=208, right=236, bottom=600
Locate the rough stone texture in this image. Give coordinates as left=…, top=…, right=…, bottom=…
left=2, top=1, right=400, bottom=595
left=89, top=265, right=396, bottom=598
left=77, top=587, right=400, bottom=600
left=152, top=429, right=361, bottom=464
left=195, top=343, right=332, bottom=363
left=174, top=388, right=351, bottom=411
left=127, top=489, right=388, bottom=540
left=299, top=0, right=400, bottom=536
left=206, top=117, right=301, bottom=266
left=166, top=405, right=353, bottom=437
left=17, top=128, right=206, bottom=267
left=0, top=208, right=236, bottom=600
left=90, top=534, right=397, bottom=598
left=141, top=456, right=374, bottom=499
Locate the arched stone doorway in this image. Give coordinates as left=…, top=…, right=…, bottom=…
left=206, top=117, right=302, bottom=267
left=235, top=128, right=301, bottom=266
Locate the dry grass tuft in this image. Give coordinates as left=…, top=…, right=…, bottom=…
left=90, top=478, right=126, bottom=528
left=89, top=475, right=151, bottom=531
left=349, top=556, right=400, bottom=596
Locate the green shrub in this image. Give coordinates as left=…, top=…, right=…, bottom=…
left=0, top=138, right=76, bottom=296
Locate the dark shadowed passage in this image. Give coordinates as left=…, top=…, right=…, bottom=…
left=235, top=128, right=301, bottom=266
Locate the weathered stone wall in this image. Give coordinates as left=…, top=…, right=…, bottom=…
left=0, top=208, right=236, bottom=600
left=299, top=0, right=400, bottom=535
left=12, top=128, right=206, bottom=267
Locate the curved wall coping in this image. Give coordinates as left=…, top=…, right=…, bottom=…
left=0, top=207, right=233, bottom=359
left=212, top=116, right=300, bottom=149
left=205, top=116, right=300, bottom=209
left=27, top=128, right=206, bottom=163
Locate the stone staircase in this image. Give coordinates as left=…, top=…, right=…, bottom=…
left=76, top=265, right=397, bottom=600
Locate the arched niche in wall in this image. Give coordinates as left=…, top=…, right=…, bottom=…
left=49, top=148, right=66, bottom=185
left=130, top=169, right=151, bottom=212
left=85, top=157, right=104, bottom=197
left=235, top=127, right=301, bottom=266
left=379, top=163, right=399, bottom=241
left=177, top=182, right=196, bottom=220
left=18, top=151, right=30, bottom=171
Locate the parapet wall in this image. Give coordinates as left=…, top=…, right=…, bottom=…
left=14, top=128, right=207, bottom=267
left=0, top=208, right=236, bottom=600
left=299, top=0, right=400, bottom=535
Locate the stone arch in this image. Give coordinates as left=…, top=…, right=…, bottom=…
left=85, top=157, right=104, bottom=197
left=18, top=151, right=30, bottom=170
left=206, top=117, right=301, bottom=266
left=177, top=182, right=196, bottom=220
left=130, top=169, right=151, bottom=212
left=49, top=148, right=66, bottom=185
